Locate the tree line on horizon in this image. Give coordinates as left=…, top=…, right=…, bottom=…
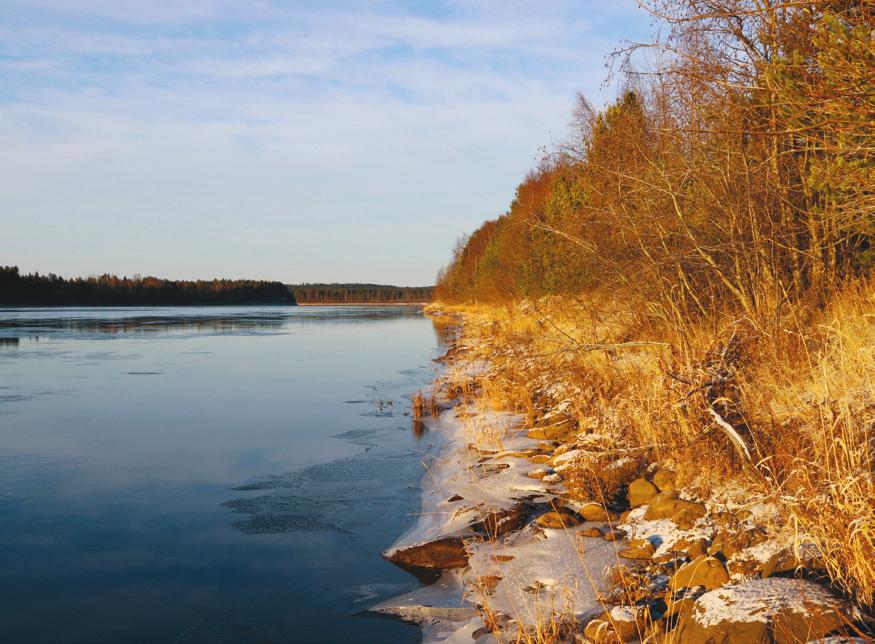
left=0, top=266, right=295, bottom=306
left=289, top=283, right=433, bottom=304
left=435, top=0, right=872, bottom=329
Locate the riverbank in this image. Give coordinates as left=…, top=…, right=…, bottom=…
left=375, top=300, right=873, bottom=642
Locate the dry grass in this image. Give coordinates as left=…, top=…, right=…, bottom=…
left=427, top=277, right=874, bottom=610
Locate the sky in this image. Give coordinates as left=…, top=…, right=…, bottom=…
left=0, top=1, right=652, bottom=286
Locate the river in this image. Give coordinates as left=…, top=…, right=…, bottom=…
left=0, top=305, right=444, bottom=643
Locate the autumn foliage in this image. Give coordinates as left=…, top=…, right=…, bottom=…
left=436, top=1, right=873, bottom=327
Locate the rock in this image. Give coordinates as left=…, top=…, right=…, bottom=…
left=535, top=510, right=581, bottom=529
left=584, top=606, right=646, bottom=643
left=673, top=578, right=855, bottom=644
left=644, top=491, right=706, bottom=529
left=708, top=527, right=768, bottom=559
left=385, top=536, right=468, bottom=570
left=670, top=555, right=730, bottom=591
left=472, top=505, right=528, bottom=539
left=527, top=469, right=549, bottom=479
left=602, top=527, right=626, bottom=542
left=620, top=538, right=656, bottom=560
left=664, top=586, right=705, bottom=619
left=762, top=546, right=823, bottom=579
left=530, top=454, right=551, bottom=464
left=729, top=556, right=765, bottom=577
left=674, top=537, right=709, bottom=559
left=580, top=526, right=603, bottom=538
left=446, top=494, right=463, bottom=502
left=643, top=490, right=680, bottom=518
left=653, top=468, right=677, bottom=493
left=673, top=502, right=708, bottom=530
left=629, top=477, right=659, bottom=508
left=579, top=503, right=618, bottom=522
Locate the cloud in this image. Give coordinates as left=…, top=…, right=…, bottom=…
left=0, top=1, right=651, bottom=284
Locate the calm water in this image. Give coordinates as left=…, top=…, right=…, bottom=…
left=0, top=306, right=446, bottom=644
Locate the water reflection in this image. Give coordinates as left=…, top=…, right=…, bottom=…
left=0, top=305, right=436, bottom=644
left=0, top=305, right=426, bottom=337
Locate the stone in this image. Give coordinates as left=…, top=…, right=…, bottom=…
left=628, top=477, right=659, bottom=508
left=644, top=491, right=706, bottom=529
left=672, top=502, right=708, bottom=530
left=472, top=505, right=528, bottom=539
left=602, top=527, right=626, bottom=542
left=385, top=536, right=468, bottom=570
left=652, top=468, right=677, bottom=493
left=674, top=537, right=709, bottom=559
left=670, top=555, right=730, bottom=591
left=580, top=526, right=603, bottom=538
left=619, top=538, right=656, bottom=560
left=643, top=490, right=681, bottom=519
left=761, top=546, right=825, bottom=579
left=530, top=454, right=551, bottom=464
left=579, top=503, right=618, bottom=522
left=527, top=469, right=549, bottom=479
left=584, top=606, right=645, bottom=643
left=535, top=510, right=582, bottom=529
left=673, top=578, right=854, bottom=644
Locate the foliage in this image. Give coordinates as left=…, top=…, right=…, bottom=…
left=289, top=283, right=432, bottom=304
left=435, top=1, right=873, bottom=328
left=0, top=266, right=294, bottom=306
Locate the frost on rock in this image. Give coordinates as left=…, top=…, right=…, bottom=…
left=693, top=578, right=846, bottom=626
left=673, top=578, right=858, bottom=644
left=376, top=405, right=625, bottom=642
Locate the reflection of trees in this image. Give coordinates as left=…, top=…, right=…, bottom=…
left=429, top=315, right=458, bottom=348
left=290, top=283, right=432, bottom=304
left=0, top=306, right=429, bottom=336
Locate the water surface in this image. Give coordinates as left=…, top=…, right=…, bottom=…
left=0, top=306, right=444, bottom=643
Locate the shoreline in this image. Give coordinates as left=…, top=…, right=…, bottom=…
left=374, top=307, right=871, bottom=643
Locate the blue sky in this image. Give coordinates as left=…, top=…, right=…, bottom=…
left=1, top=1, right=652, bottom=285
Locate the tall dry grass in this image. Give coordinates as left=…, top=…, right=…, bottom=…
left=428, top=277, right=874, bottom=610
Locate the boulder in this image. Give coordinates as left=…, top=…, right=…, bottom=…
left=673, top=578, right=855, bottom=644
left=535, top=510, right=582, bottom=529
left=584, top=606, right=645, bottom=643
left=644, top=491, right=706, bottom=529
left=674, top=536, right=710, bottom=559
left=670, top=555, right=730, bottom=591
left=620, top=538, right=656, bottom=560
left=762, top=546, right=823, bottom=579
left=472, top=505, right=528, bottom=538
left=579, top=503, right=618, bottom=522
left=385, top=536, right=469, bottom=570
left=653, top=468, right=677, bottom=493
left=629, top=477, right=659, bottom=508
left=602, top=527, right=626, bottom=542
left=580, top=526, right=603, bottom=538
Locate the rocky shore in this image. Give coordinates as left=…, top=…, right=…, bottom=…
left=373, top=311, right=872, bottom=643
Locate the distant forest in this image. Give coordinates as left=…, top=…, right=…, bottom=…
left=0, top=267, right=295, bottom=306
left=289, top=283, right=432, bottom=304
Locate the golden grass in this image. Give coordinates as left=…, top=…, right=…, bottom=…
left=427, top=277, right=874, bottom=610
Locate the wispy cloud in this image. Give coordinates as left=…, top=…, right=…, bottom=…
left=0, top=1, right=651, bottom=284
